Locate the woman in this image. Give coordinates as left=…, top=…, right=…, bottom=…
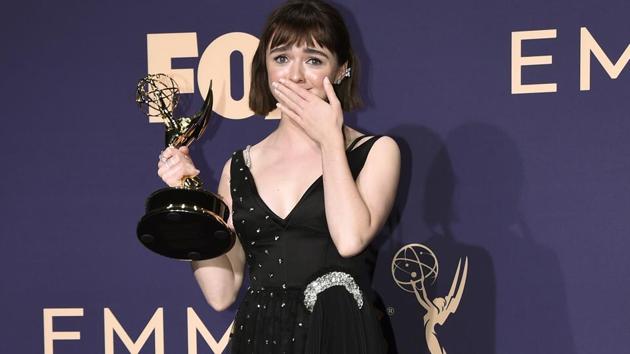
left=158, top=1, right=400, bottom=352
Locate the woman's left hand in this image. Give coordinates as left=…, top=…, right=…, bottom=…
left=273, top=77, right=344, bottom=148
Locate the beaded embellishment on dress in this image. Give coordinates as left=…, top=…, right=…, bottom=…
left=303, top=271, right=364, bottom=312
left=243, top=145, right=252, bottom=168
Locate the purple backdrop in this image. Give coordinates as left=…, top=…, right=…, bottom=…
left=2, top=0, right=629, bottom=353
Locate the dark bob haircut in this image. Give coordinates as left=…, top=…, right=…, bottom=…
left=249, top=0, right=362, bottom=116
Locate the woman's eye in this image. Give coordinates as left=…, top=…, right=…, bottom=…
left=273, top=55, right=288, bottom=64
left=306, top=58, right=322, bottom=65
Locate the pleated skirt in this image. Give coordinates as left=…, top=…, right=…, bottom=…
left=230, top=286, right=387, bottom=354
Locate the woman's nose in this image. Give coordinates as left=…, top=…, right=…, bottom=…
left=288, top=62, right=305, bottom=83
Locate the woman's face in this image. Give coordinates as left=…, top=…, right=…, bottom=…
left=266, top=41, right=343, bottom=101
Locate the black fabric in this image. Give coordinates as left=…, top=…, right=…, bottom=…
left=229, top=136, right=387, bottom=354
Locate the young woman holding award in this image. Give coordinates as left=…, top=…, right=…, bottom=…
left=157, top=1, right=400, bottom=352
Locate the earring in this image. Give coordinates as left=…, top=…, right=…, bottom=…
left=334, top=67, right=352, bottom=84
left=343, top=67, right=352, bottom=78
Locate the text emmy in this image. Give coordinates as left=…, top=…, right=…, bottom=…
left=43, top=307, right=232, bottom=354
left=512, top=27, right=630, bottom=94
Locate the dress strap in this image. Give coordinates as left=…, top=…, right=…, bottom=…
left=229, top=149, right=248, bottom=196
left=346, top=135, right=369, bottom=151
left=348, top=135, right=383, bottom=179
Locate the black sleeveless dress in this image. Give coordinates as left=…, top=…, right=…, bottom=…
left=229, top=136, right=388, bottom=354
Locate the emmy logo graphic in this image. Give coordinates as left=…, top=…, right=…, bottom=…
left=391, top=244, right=468, bottom=354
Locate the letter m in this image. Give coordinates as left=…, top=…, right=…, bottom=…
left=581, top=27, right=630, bottom=90
left=104, top=307, right=164, bottom=354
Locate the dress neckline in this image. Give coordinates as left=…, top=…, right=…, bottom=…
left=241, top=136, right=370, bottom=225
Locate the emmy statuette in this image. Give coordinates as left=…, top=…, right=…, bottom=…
left=135, top=73, right=234, bottom=260
left=392, top=244, right=468, bottom=354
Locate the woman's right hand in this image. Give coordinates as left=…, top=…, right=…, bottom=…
left=157, top=146, right=201, bottom=187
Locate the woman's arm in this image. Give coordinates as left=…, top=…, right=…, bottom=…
left=191, top=159, right=246, bottom=311
left=273, top=78, right=400, bottom=257
left=157, top=148, right=245, bottom=311
left=320, top=135, right=400, bottom=257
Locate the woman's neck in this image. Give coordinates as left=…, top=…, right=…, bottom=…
left=267, top=116, right=321, bottom=153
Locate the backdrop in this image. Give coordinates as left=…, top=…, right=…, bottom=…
left=2, top=0, right=629, bottom=353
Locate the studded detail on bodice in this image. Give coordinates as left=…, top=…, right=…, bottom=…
left=230, top=136, right=382, bottom=292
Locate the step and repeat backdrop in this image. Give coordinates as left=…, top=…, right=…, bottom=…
left=2, top=0, right=629, bottom=353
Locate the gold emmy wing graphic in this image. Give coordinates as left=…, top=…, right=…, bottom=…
left=392, top=244, right=469, bottom=354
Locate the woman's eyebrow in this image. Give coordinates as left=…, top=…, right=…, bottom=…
left=269, top=45, right=291, bottom=54
left=304, top=47, right=329, bottom=58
